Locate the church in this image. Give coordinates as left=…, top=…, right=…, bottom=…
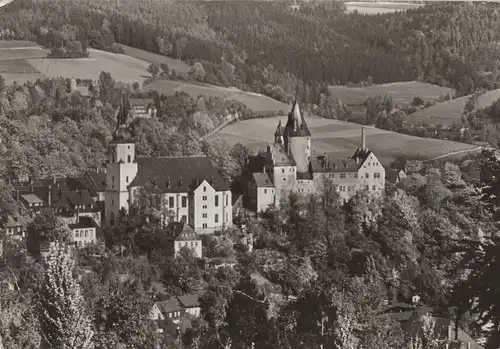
left=104, top=98, right=232, bottom=234
left=244, top=101, right=385, bottom=212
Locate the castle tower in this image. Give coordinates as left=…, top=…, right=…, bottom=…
left=104, top=96, right=138, bottom=227
left=284, top=100, right=311, bottom=173
left=274, top=120, right=284, bottom=145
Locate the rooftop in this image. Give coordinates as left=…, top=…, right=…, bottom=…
left=157, top=299, right=183, bottom=314
left=68, top=216, right=99, bottom=230
left=20, top=193, right=43, bottom=204
left=130, top=156, right=229, bottom=193
left=177, top=294, right=200, bottom=308
left=165, top=221, right=201, bottom=242
left=252, top=173, right=274, bottom=188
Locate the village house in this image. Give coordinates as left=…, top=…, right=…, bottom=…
left=1, top=210, right=31, bottom=239
left=177, top=294, right=201, bottom=317
left=104, top=98, right=233, bottom=234
left=127, top=97, right=157, bottom=120
left=68, top=216, right=99, bottom=248
left=165, top=221, right=203, bottom=258
left=244, top=101, right=385, bottom=210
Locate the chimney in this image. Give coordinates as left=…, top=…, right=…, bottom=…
left=361, top=126, right=366, bottom=150
left=78, top=188, right=83, bottom=196
left=75, top=207, right=80, bottom=223
left=48, top=185, right=52, bottom=206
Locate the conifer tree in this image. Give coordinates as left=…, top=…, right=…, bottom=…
left=37, top=243, right=94, bottom=349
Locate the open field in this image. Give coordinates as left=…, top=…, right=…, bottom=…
left=345, top=1, right=423, bottom=14
left=212, top=116, right=481, bottom=165
left=330, top=81, right=455, bottom=106
left=407, top=89, right=500, bottom=126
left=144, top=80, right=290, bottom=113
left=26, top=48, right=151, bottom=84
left=0, top=40, right=40, bottom=48
left=119, top=45, right=191, bottom=74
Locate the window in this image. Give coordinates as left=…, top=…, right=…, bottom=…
left=126, top=176, right=129, bottom=183
left=374, top=172, right=381, bottom=179
left=202, top=213, right=207, bottom=218
left=264, top=189, right=267, bottom=194
left=85, top=230, right=88, bottom=238
left=195, top=241, right=198, bottom=247
left=225, top=195, right=228, bottom=206
left=340, top=173, right=346, bottom=179
left=226, top=213, right=228, bottom=222
left=181, top=215, right=187, bottom=222
left=190, top=242, right=194, bottom=247
left=182, top=196, right=187, bottom=208
left=215, top=195, right=219, bottom=207
left=111, top=199, right=114, bottom=206
left=365, top=173, right=369, bottom=179
left=127, top=155, right=131, bottom=163
left=112, top=176, right=115, bottom=183
left=372, top=185, right=376, bottom=191
left=202, top=205, right=207, bottom=209
left=203, top=186, right=206, bottom=192
left=75, top=230, right=79, bottom=238
left=202, top=196, right=207, bottom=201
left=202, top=223, right=207, bottom=228
left=282, top=169, right=285, bottom=173
left=215, top=214, right=219, bottom=223
left=354, top=173, right=358, bottom=178
left=168, top=197, right=174, bottom=208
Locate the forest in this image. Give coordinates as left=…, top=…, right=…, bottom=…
left=1, top=0, right=500, bottom=106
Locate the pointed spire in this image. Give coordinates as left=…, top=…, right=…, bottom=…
left=361, top=126, right=366, bottom=150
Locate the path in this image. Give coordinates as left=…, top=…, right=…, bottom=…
left=199, top=114, right=237, bottom=141
left=423, top=146, right=483, bottom=162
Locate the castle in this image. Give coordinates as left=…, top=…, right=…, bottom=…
left=245, top=101, right=385, bottom=212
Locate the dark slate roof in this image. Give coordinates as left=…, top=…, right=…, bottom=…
left=285, top=101, right=311, bottom=137
left=165, top=222, right=200, bottom=241
left=3, top=211, right=32, bottom=228
left=268, top=144, right=295, bottom=167
left=85, top=171, right=106, bottom=193
left=297, top=171, right=313, bottom=180
left=252, top=173, right=274, bottom=188
left=130, top=156, right=229, bottom=193
left=311, top=156, right=360, bottom=173
left=68, top=216, right=99, bottom=230
left=177, top=294, right=200, bottom=308
left=129, top=98, right=154, bottom=108
left=157, top=299, right=183, bottom=313
left=352, top=148, right=372, bottom=164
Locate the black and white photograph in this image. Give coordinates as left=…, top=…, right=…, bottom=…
left=1, top=0, right=500, bottom=348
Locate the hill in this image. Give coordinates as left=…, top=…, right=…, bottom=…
left=407, top=89, right=500, bottom=127
left=329, top=81, right=455, bottom=106
left=344, top=1, right=424, bottom=14
left=143, top=80, right=289, bottom=113
left=212, top=116, right=480, bottom=165
left=118, top=44, right=191, bottom=74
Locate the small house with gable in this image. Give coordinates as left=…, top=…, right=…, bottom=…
left=165, top=221, right=203, bottom=258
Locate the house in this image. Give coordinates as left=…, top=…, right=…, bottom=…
left=244, top=101, right=385, bottom=208
left=2, top=210, right=32, bottom=239
left=382, top=300, right=483, bottom=349
left=150, top=298, right=185, bottom=321
left=68, top=216, right=99, bottom=248
left=165, top=221, right=202, bottom=258
left=386, top=169, right=407, bottom=184
left=177, top=294, right=201, bottom=317
left=104, top=97, right=233, bottom=234
left=205, top=256, right=238, bottom=270
left=128, top=98, right=157, bottom=120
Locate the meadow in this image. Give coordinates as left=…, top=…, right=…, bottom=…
left=344, top=1, right=423, bottom=14
left=329, top=81, right=455, bottom=106
left=407, top=89, right=500, bottom=126
left=212, top=116, right=481, bottom=165
left=119, top=44, right=191, bottom=74
left=143, top=80, right=290, bottom=113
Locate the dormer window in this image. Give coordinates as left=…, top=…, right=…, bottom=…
left=203, top=186, right=206, bottom=192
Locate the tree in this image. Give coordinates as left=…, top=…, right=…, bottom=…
left=132, top=81, right=140, bottom=92
left=0, top=75, right=5, bottom=92
left=26, top=209, right=71, bottom=258
left=37, top=244, right=94, bottom=349
left=188, top=62, right=207, bottom=81
left=147, top=64, right=160, bottom=78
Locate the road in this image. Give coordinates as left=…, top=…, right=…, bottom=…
left=423, top=146, right=483, bottom=162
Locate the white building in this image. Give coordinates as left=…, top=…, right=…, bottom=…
left=104, top=97, right=232, bottom=234
left=165, top=221, right=202, bottom=258
left=244, top=101, right=385, bottom=209
left=68, top=216, right=99, bottom=248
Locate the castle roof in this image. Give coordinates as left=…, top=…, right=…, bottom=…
left=110, top=96, right=134, bottom=144
left=268, top=143, right=295, bottom=167
left=285, top=100, right=311, bottom=137
left=252, top=173, right=274, bottom=188
left=311, top=156, right=360, bottom=173
left=129, top=156, right=229, bottom=193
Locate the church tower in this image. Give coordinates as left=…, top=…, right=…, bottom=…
left=104, top=96, right=138, bottom=227
left=284, top=100, right=311, bottom=173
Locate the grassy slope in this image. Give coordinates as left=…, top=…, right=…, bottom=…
left=344, top=2, right=424, bottom=14
left=143, top=80, right=290, bottom=113
left=407, top=89, right=500, bottom=126
left=329, top=81, right=456, bottom=106
left=212, top=115, right=480, bottom=165
left=118, top=44, right=191, bottom=74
